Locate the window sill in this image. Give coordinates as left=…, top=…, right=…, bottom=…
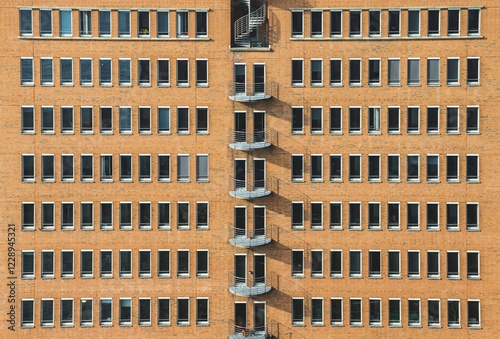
left=61, top=228, right=75, bottom=231
left=369, top=275, right=382, bottom=279
left=388, top=276, right=402, bottom=279
left=407, top=179, right=420, bottom=183
left=466, top=180, right=480, bottom=183
left=368, top=83, right=381, bottom=87
left=368, top=227, right=381, bottom=231
left=368, top=131, right=381, bottom=135
left=330, top=179, right=342, bottom=183
left=369, top=324, right=382, bottom=328
left=388, top=179, right=401, bottom=183
left=349, top=84, right=362, bottom=87
left=292, top=84, right=304, bottom=88
left=427, top=180, right=440, bottom=184
left=368, top=179, right=381, bottom=183
left=62, top=179, right=75, bottom=183
left=292, top=275, right=305, bottom=279
left=388, top=228, right=401, bottom=231
left=407, top=228, right=421, bottom=231
left=407, top=131, right=420, bottom=135
left=330, top=84, right=343, bottom=87
left=447, top=276, right=461, bottom=280
left=330, top=275, right=343, bottom=279
left=329, top=227, right=343, bottom=231
left=408, top=276, right=421, bottom=280
left=389, top=324, right=402, bottom=328
left=41, top=131, right=55, bottom=135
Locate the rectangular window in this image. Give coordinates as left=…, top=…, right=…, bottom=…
left=41, top=58, right=53, bottom=85
left=158, top=202, right=171, bottom=230
left=177, top=250, right=190, bottom=277
left=368, top=59, right=380, bottom=85
left=292, top=155, right=304, bottom=181
left=119, top=59, right=131, bottom=86
left=61, top=299, right=74, bottom=327
left=100, top=299, right=112, bottom=326
left=408, top=299, right=421, bottom=326
left=177, top=202, right=190, bottom=229
left=79, top=10, right=92, bottom=36
left=447, top=251, right=460, bottom=278
left=119, top=298, right=131, bottom=326
left=407, top=107, right=420, bottom=133
left=100, top=107, right=112, bottom=133
left=388, top=155, right=400, bottom=181
left=292, top=107, right=304, bottom=133
left=467, top=58, right=480, bottom=85
left=311, top=298, right=324, bottom=325
left=407, top=155, right=420, bottom=181
left=22, top=203, right=35, bottom=230
left=119, top=107, right=131, bottom=134
left=80, top=298, right=93, bottom=326
left=427, top=251, right=440, bottom=278
left=349, top=107, right=361, bottom=133
left=388, top=107, right=400, bottom=133
left=158, top=250, right=170, bottom=277
left=388, top=203, right=400, bottom=230
left=468, top=300, right=480, bottom=328
left=447, top=58, right=460, bottom=85
left=100, top=155, right=113, bottom=181
left=196, top=155, right=209, bottom=181
left=428, top=9, right=440, bottom=36
left=119, top=202, right=132, bottom=230
left=349, top=59, right=361, bottom=86
left=61, top=202, right=74, bottom=230
left=310, top=106, right=323, bottom=133
left=194, top=107, right=209, bottom=134
left=310, top=59, right=323, bottom=86
left=349, top=11, right=361, bottom=37
left=41, top=299, right=54, bottom=327
left=41, top=106, right=54, bottom=133
left=330, top=250, right=342, bottom=277
left=369, top=251, right=381, bottom=277
left=21, top=58, right=34, bottom=85
left=291, top=11, right=304, bottom=37
left=196, top=11, right=208, bottom=37
left=292, top=250, right=304, bottom=277
left=139, top=250, right=151, bottom=277
left=408, top=251, right=420, bottom=278
left=408, top=10, right=420, bottom=36
left=446, top=155, right=459, bottom=181
left=311, top=155, right=323, bottom=182
left=369, top=10, right=380, bottom=36
left=389, top=299, right=401, bottom=326
left=158, top=298, right=170, bottom=326
left=427, top=154, right=439, bottom=182
left=311, top=250, right=323, bottom=276
left=119, top=155, right=132, bottom=182
left=196, top=202, right=209, bottom=229
left=158, top=59, right=170, bottom=86
left=139, top=107, right=151, bottom=133
left=468, top=9, right=480, bottom=35
left=119, top=250, right=132, bottom=277
left=157, top=107, right=170, bottom=134
left=196, top=59, right=208, bottom=86
left=330, top=11, right=342, bottom=37
left=466, top=203, right=479, bottom=230
left=80, top=58, right=92, bottom=86
left=311, top=11, right=323, bottom=37
left=196, top=250, right=209, bottom=277
left=61, top=107, right=74, bottom=133
left=98, top=10, right=111, bottom=37
left=292, top=298, right=304, bottom=325
left=80, top=250, right=93, bottom=277
left=196, top=298, right=209, bottom=325
left=99, top=59, right=112, bottom=86
left=158, top=155, right=170, bottom=182
left=138, top=59, right=151, bottom=86
left=22, top=251, right=34, bottom=278
left=368, top=155, right=380, bottom=181
left=427, top=202, right=439, bottom=230
left=100, top=250, right=112, bottom=277
left=407, top=203, right=420, bottom=229
left=446, top=107, right=459, bottom=133
left=22, top=299, right=34, bottom=327
left=369, top=299, right=381, bottom=326
left=349, top=155, right=361, bottom=181
left=177, top=107, right=189, bottom=133
left=388, top=10, right=400, bottom=36
left=388, top=59, right=400, bottom=85
left=408, top=59, right=420, bottom=85
left=350, top=299, right=362, bottom=326
left=176, top=11, right=189, bottom=37
left=41, top=154, right=54, bottom=181
left=20, top=9, right=33, bottom=36
left=118, top=10, right=130, bottom=36
left=368, top=203, right=380, bottom=229
left=292, top=202, right=304, bottom=229
left=388, top=250, right=400, bottom=277
left=448, top=9, right=460, bottom=35
left=330, top=59, right=342, bottom=86
left=427, top=58, right=440, bottom=85
left=41, top=203, right=54, bottom=229
left=349, top=250, right=361, bottom=277
left=139, top=298, right=151, bottom=325
left=427, top=106, right=439, bottom=133
left=157, top=11, right=169, bottom=37
left=81, top=202, right=93, bottom=230
left=466, top=106, right=479, bottom=133
left=428, top=299, right=441, bottom=327
left=138, top=11, right=150, bottom=36
left=139, top=202, right=151, bottom=229
left=292, top=59, right=304, bottom=86
left=368, top=107, right=380, bottom=133
left=40, top=9, right=53, bottom=36
left=467, top=155, right=479, bottom=181
left=177, top=155, right=190, bottom=181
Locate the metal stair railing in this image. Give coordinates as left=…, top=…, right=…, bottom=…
left=234, top=4, right=266, bottom=43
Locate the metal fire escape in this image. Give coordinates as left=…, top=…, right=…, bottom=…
left=232, top=0, right=267, bottom=48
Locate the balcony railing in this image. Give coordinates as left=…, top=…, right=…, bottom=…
left=229, top=177, right=272, bottom=199
left=228, top=82, right=276, bottom=102
left=229, top=273, right=272, bottom=297
left=228, top=320, right=268, bottom=339
left=228, top=129, right=274, bottom=150
left=228, top=225, right=272, bottom=248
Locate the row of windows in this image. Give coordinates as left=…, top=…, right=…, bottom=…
left=21, top=249, right=208, bottom=279
left=291, top=8, right=481, bottom=38
left=21, top=201, right=207, bottom=231
left=291, top=154, right=479, bottom=183
left=291, top=249, right=479, bottom=280
left=291, top=106, right=480, bottom=135
left=20, top=57, right=207, bottom=87
left=290, top=298, right=481, bottom=329
left=290, top=201, right=479, bottom=231
left=291, top=57, right=480, bottom=87
left=21, top=106, right=208, bottom=135
left=21, top=154, right=208, bottom=183
left=19, top=8, right=208, bottom=39
left=21, top=297, right=207, bottom=328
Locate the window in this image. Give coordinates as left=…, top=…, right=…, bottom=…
left=61, top=299, right=74, bottom=327
left=428, top=299, right=441, bottom=327
left=349, top=107, right=361, bottom=133
left=119, top=202, right=132, bottom=230
left=21, top=58, right=34, bottom=85
left=292, top=107, right=304, bottom=133
left=42, top=154, right=54, bottom=181
left=349, top=250, right=361, bottom=277
left=41, top=106, right=54, bottom=133
left=196, top=11, right=208, bottom=37
left=79, top=10, right=92, bottom=36
left=292, top=250, right=304, bottom=277
left=158, top=59, right=170, bottom=86
left=176, top=11, right=189, bottom=37
left=368, top=155, right=380, bottom=181
left=80, top=298, right=93, bottom=326
left=468, top=300, right=481, bottom=328
left=325, top=249, right=343, bottom=281
left=158, top=107, right=171, bottom=133
left=467, top=58, right=480, bottom=85
left=388, top=107, right=400, bottom=133
left=81, top=202, right=93, bottom=230
left=369, top=299, right=381, bottom=326
left=177, top=107, right=189, bottom=133
left=311, top=298, right=324, bottom=325
left=310, top=59, right=323, bottom=86
left=427, top=58, right=440, bottom=85
left=61, top=107, right=74, bottom=133
left=427, top=106, right=440, bottom=133
left=448, top=9, right=460, bottom=36
left=21, top=299, right=34, bottom=327
left=81, top=250, right=93, bottom=277
left=118, top=10, right=130, bottom=36
left=368, top=107, right=380, bottom=133
left=368, top=59, right=380, bottom=85
left=311, top=250, right=323, bottom=277
left=368, top=203, right=380, bottom=229
left=119, top=59, right=131, bottom=86
left=100, top=203, right=113, bottom=230
left=100, top=250, right=112, bottom=277
left=330, top=11, right=342, bottom=37
left=428, top=9, right=440, bottom=36
left=139, top=250, right=151, bottom=277
left=291, top=11, right=303, bottom=37
left=330, top=202, right=342, bottom=230
left=388, top=250, right=400, bottom=277
left=178, top=250, right=190, bottom=277
left=196, top=298, right=209, bottom=325
left=139, top=155, right=151, bottom=181
left=466, top=203, right=479, bottom=230
left=408, top=299, right=421, bottom=326
left=292, top=155, right=304, bottom=181
left=118, top=107, right=131, bottom=134
left=292, top=59, right=303, bottom=86
left=119, top=250, right=132, bottom=277
left=408, top=251, right=420, bottom=277
left=349, top=11, right=361, bottom=36
left=468, top=9, right=480, bottom=35
left=447, top=58, right=460, bottom=85
left=369, top=251, right=381, bottom=277
left=369, top=10, right=381, bottom=36
left=158, top=202, right=171, bottom=230
left=350, top=299, right=362, bottom=326
left=330, top=59, right=342, bottom=86
left=427, top=251, right=440, bottom=278
left=158, top=298, right=170, bottom=326
left=196, top=202, right=209, bottom=229
left=99, top=10, right=111, bottom=37
left=349, top=155, right=361, bottom=181
left=447, top=251, right=460, bottom=278
left=408, top=9, right=420, bottom=36
left=138, top=11, right=150, bottom=36
left=41, top=203, right=55, bottom=230
left=349, top=59, right=361, bottom=86
left=389, top=299, right=401, bottom=326
left=407, top=107, right=420, bottom=133
left=467, top=155, right=479, bottom=181
left=40, top=9, right=52, bottom=36
left=158, top=155, right=171, bottom=181
left=446, top=107, right=459, bottom=133
left=388, top=155, right=400, bottom=181
left=21, top=106, right=34, bottom=133
left=139, top=298, right=151, bottom=325
left=292, top=202, right=304, bottom=229
left=329, top=107, right=342, bottom=134
left=41, top=58, right=53, bottom=85
left=61, top=250, right=73, bottom=277
left=407, top=203, right=420, bottom=229
left=177, top=155, right=190, bottom=181
left=407, top=155, right=420, bottom=181
left=119, top=299, right=131, bottom=326
left=138, top=59, right=151, bottom=86
left=311, top=11, right=323, bottom=37
left=311, top=155, right=323, bottom=181
left=467, top=252, right=479, bottom=279
left=196, top=59, right=208, bottom=86
left=81, top=155, right=93, bottom=181
left=61, top=202, right=74, bottom=229
left=196, top=250, right=209, bottom=277
left=22, top=203, right=35, bottom=230
left=388, top=59, right=400, bottom=85
left=100, top=299, right=112, bottom=326
left=158, top=250, right=170, bottom=277
left=20, top=9, right=32, bottom=36
left=466, top=106, right=479, bottom=133
left=99, top=59, right=112, bottom=86
left=446, top=155, right=459, bottom=181
left=196, top=155, right=209, bottom=181
left=425, top=155, right=439, bottom=183
left=427, top=202, right=440, bottom=230
left=80, top=58, right=92, bottom=86
left=100, top=155, right=113, bottom=181
left=139, top=202, right=151, bottom=229
left=408, top=59, right=420, bottom=85
left=292, top=298, right=304, bottom=325
left=22, top=251, right=34, bottom=278
left=177, top=202, right=190, bottom=229
left=388, top=10, right=400, bottom=36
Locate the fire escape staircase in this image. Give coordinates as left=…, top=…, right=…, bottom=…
left=234, top=0, right=266, bottom=47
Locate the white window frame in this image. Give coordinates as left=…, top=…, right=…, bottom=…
left=368, top=298, right=382, bottom=326
left=330, top=249, right=343, bottom=278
